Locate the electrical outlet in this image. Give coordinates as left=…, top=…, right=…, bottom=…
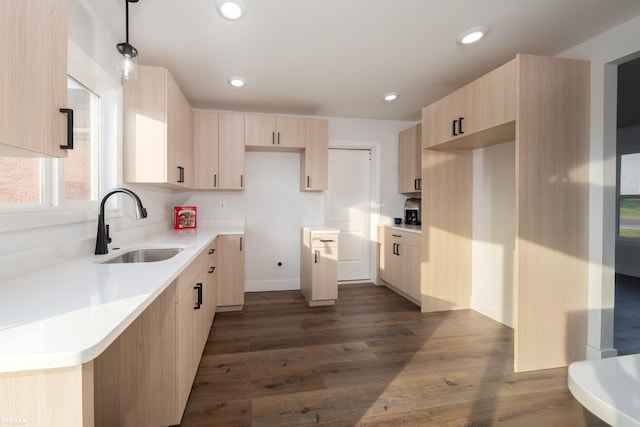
left=276, top=261, right=284, bottom=269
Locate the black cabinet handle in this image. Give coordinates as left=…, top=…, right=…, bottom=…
left=392, top=243, right=397, bottom=255
left=314, top=250, right=319, bottom=263
left=277, top=132, right=281, bottom=145
left=214, top=174, right=217, bottom=188
left=414, top=178, right=418, bottom=191
left=392, top=234, right=402, bottom=238
left=59, top=108, right=74, bottom=150
left=307, top=176, right=311, bottom=188
left=459, top=117, right=464, bottom=135
left=209, top=266, right=215, bottom=274
left=194, top=283, right=203, bottom=309
left=418, top=178, right=422, bottom=191
left=208, top=248, right=215, bottom=254
left=396, top=243, right=400, bottom=256
left=239, top=236, right=243, bottom=251
left=178, top=166, right=185, bottom=183
left=452, top=119, right=458, bottom=136
left=240, top=174, right=244, bottom=188
left=319, top=239, right=335, bottom=243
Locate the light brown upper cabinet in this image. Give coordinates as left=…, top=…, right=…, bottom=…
left=193, top=112, right=245, bottom=190
left=245, top=114, right=306, bottom=149
left=123, top=65, right=194, bottom=188
left=423, top=59, right=516, bottom=150
left=398, top=123, right=422, bottom=193
left=0, top=0, right=72, bottom=157
left=301, top=118, right=328, bottom=191
left=421, top=54, right=590, bottom=373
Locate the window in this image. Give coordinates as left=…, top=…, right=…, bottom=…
left=619, top=152, right=640, bottom=238
left=0, top=76, right=100, bottom=208
left=64, top=77, right=100, bottom=203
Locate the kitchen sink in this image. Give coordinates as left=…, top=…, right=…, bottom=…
left=99, top=248, right=183, bottom=264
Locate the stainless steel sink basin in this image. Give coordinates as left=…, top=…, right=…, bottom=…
left=99, top=248, right=183, bottom=264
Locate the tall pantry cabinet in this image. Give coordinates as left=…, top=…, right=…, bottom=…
left=0, top=0, right=70, bottom=157
left=421, top=54, right=590, bottom=373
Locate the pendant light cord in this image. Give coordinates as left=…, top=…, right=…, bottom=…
left=125, top=0, right=130, bottom=44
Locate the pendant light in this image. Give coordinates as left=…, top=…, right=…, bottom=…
left=117, top=0, right=140, bottom=80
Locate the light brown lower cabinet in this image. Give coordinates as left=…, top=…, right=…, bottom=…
left=300, top=228, right=339, bottom=306
left=216, top=235, right=245, bottom=311
left=0, top=240, right=222, bottom=427
left=378, top=227, right=421, bottom=306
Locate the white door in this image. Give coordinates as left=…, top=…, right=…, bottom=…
left=327, top=148, right=371, bottom=282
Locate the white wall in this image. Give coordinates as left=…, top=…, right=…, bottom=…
left=559, top=15, right=640, bottom=359
left=471, top=141, right=516, bottom=328
left=182, top=117, right=415, bottom=292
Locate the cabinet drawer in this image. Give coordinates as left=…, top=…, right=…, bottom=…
left=384, top=227, right=421, bottom=247
left=176, top=241, right=215, bottom=300
left=311, top=233, right=338, bottom=248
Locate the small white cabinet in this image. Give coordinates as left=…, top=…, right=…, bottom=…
left=300, top=227, right=339, bottom=306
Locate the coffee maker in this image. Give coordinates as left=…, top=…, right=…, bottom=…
left=404, top=198, right=421, bottom=225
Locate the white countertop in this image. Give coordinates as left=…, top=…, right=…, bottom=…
left=0, top=225, right=243, bottom=374
left=568, top=354, right=640, bottom=426
left=303, top=226, right=340, bottom=234
left=386, top=224, right=422, bottom=234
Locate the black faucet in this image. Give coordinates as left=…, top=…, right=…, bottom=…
left=95, top=188, right=148, bottom=255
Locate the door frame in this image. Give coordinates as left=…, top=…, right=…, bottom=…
left=328, top=144, right=381, bottom=284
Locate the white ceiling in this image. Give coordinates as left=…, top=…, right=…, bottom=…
left=87, top=0, right=640, bottom=121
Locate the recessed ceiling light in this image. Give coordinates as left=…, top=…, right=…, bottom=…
left=457, top=26, right=489, bottom=45
left=228, top=76, right=246, bottom=87
left=383, top=92, right=399, bottom=102
left=216, top=0, right=246, bottom=20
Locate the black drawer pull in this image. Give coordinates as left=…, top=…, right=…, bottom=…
left=59, top=108, right=74, bottom=150
left=209, top=266, right=215, bottom=274
left=194, top=283, right=203, bottom=309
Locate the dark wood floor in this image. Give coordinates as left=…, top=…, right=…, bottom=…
left=177, top=283, right=608, bottom=426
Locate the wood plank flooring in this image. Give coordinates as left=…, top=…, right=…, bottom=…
left=176, top=283, right=608, bottom=426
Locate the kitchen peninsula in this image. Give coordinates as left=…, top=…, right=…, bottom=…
left=0, top=225, right=243, bottom=426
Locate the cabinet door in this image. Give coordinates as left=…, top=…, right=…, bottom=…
left=463, top=59, right=516, bottom=137
left=301, top=118, right=328, bottom=191
left=0, top=0, right=68, bottom=157
left=423, top=87, right=465, bottom=148
left=312, top=240, right=338, bottom=301
left=217, top=235, right=245, bottom=308
left=397, top=241, right=421, bottom=302
left=244, top=114, right=276, bottom=147
left=193, top=112, right=219, bottom=189
left=399, top=123, right=422, bottom=193
left=219, top=113, right=245, bottom=190
left=176, top=268, right=208, bottom=417
left=166, top=72, right=193, bottom=187
left=423, top=60, right=516, bottom=149
left=276, top=116, right=305, bottom=148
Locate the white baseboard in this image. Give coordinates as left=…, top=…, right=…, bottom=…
left=246, top=279, right=299, bottom=292
left=586, top=345, right=618, bottom=360
left=471, top=296, right=514, bottom=329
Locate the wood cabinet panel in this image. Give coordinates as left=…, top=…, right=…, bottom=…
left=219, top=113, right=245, bottom=190
left=0, top=0, right=68, bottom=157
left=301, top=229, right=339, bottom=306
left=378, top=227, right=421, bottom=305
left=399, top=123, right=422, bottom=193
left=301, top=118, right=328, bottom=191
left=194, top=111, right=219, bottom=189
left=423, top=59, right=516, bottom=150
left=94, top=283, right=177, bottom=427
left=245, top=114, right=305, bottom=149
left=123, top=65, right=193, bottom=188
left=217, top=235, right=245, bottom=310
left=421, top=54, right=590, bottom=373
